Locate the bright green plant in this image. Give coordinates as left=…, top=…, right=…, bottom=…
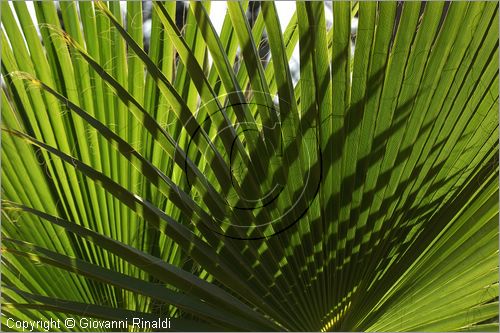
left=1, top=1, right=498, bottom=331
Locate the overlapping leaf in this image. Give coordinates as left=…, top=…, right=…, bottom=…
left=1, top=1, right=498, bottom=331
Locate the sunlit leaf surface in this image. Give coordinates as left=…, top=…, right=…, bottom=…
left=1, top=1, right=498, bottom=331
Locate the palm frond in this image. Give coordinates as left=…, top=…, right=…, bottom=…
left=1, top=1, right=498, bottom=331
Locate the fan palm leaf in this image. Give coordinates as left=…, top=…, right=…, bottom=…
left=1, top=1, right=498, bottom=331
